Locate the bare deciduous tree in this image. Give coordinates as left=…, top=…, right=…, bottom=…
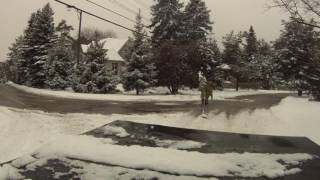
left=81, top=27, right=117, bottom=43
left=271, top=0, right=320, bottom=28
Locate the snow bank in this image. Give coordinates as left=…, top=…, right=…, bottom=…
left=0, top=164, right=23, bottom=180
left=102, top=125, right=130, bottom=137
left=69, top=159, right=218, bottom=180
left=7, top=82, right=289, bottom=102
left=33, top=135, right=313, bottom=178
left=0, top=106, right=115, bottom=163
left=155, top=139, right=206, bottom=150
left=11, top=155, right=37, bottom=168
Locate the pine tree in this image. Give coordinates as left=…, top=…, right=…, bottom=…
left=198, top=38, right=223, bottom=84
left=307, top=54, right=320, bottom=100
left=150, top=0, right=184, bottom=45
left=257, top=39, right=272, bottom=56
left=222, top=31, right=246, bottom=91
left=73, top=41, right=119, bottom=93
left=123, top=10, right=157, bottom=95
left=244, top=26, right=258, bottom=61
left=248, top=40, right=277, bottom=90
left=150, top=0, right=185, bottom=94
left=0, top=62, right=8, bottom=83
left=7, top=36, right=26, bottom=84
left=45, top=20, right=75, bottom=89
left=22, top=3, right=57, bottom=87
left=274, top=19, right=320, bottom=96
left=182, top=0, right=215, bottom=88
left=183, top=0, right=213, bottom=41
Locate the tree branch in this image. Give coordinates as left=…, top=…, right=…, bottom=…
left=272, top=0, right=320, bottom=29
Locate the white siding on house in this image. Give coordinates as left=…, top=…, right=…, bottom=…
left=81, top=38, right=128, bottom=76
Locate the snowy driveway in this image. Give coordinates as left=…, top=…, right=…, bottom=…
left=0, top=84, right=291, bottom=116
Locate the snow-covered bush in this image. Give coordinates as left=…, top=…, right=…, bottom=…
left=72, top=41, right=119, bottom=94
left=45, top=20, right=75, bottom=90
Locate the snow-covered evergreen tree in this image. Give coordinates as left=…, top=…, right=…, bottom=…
left=183, top=0, right=213, bottom=41
left=244, top=26, right=258, bottom=62
left=198, top=38, right=223, bottom=86
left=307, top=54, right=320, bottom=100
left=45, top=20, right=75, bottom=90
left=7, top=36, right=26, bottom=84
left=22, top=3, right=57, bottom=87
left=182, top=0, right=216, bottom=88
left=0, top=63, right=8, bottom=83
left=150, top=0, right=185, bottom=94
left=122, top=10, right=157, bottom=95
left=208, top=39, right=225, bottom=88
left=150, top=0, right=184, bottom=45
left=222, top=31, right=246, bottom=91
left=274, top=19, right=320, bottom=96
left=248, top=39, right=278, bottom=89
left=73, top=40, right=119, bottom=93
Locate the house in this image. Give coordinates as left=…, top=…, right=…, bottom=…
left=81, top=38, right=130, bottom=76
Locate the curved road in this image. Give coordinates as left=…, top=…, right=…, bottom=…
left=0, top=84, right=293, bottom=116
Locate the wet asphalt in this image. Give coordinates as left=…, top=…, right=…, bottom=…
left=0, top=84, right=292, bottom=116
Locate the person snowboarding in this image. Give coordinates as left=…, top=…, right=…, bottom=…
left=199, top=72, right=213, bottom=118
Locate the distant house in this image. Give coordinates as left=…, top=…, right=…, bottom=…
left=81, top=38, right=130, bottom=76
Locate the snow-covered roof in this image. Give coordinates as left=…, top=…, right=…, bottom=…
left=81, top=44, right=90, bottom=54
left=219, top=64, right=231, bottom=70
left=82, top=38, right=128, bottom=62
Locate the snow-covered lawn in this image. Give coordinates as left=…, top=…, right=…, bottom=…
left=8, top=82, right=290, bottom=102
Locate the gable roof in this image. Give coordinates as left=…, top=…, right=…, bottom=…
left=81, top=38, right=128, bottom=62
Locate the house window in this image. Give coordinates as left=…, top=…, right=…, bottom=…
left=112, top=63, right=119, bottom=75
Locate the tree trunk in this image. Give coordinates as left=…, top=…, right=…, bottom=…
left=168, top=85, right=178, bottom=95
left=312, top=88, right=320, bottom=101
left=298, top=89, right=303, bottom=96
left=136, top=88, right=140, bottom=95
left=172, top=87, right=178, bottom=95
left=236, top=77, right=239, bottom=91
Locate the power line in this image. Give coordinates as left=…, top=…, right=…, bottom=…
left=54, top=0, right=150, bottom=37
left=107, top=0, right=149, bottom=22
left=125, top=1, right=143, bottom=12
left=84, top=0, right=137, bottom=24
left=108, top=0, right=137, bottom=15
left=126, top=0, right=151, bottom=17
left=133, top=0, right=151, bottom=8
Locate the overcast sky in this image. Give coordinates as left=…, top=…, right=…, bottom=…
left=0, top=0, right=288, bottom=62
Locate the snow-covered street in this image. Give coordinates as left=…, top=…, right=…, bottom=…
left=0, top=85, right=320, bottom=160
left=1, top=84, right=320, bottom=179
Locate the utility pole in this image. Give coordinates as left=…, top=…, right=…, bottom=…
left=54, top=0, right=83, bottom=66
left=77, top=10, right=83, bottom=66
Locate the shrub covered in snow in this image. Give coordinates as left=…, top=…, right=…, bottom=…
left=44, top=20, right=75, bottom=90
left=72, top=40, right=119, bottom=94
